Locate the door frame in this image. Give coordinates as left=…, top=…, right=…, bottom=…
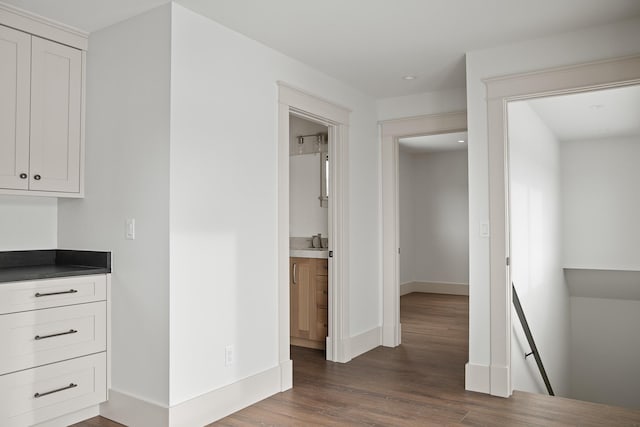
left=485, top=55, right=640, bottom=397
left=277, top=82, right=351, bottom=390
left=379, top=112, right=468, bottom=347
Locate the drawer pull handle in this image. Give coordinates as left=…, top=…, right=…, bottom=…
left=35, top=329, right=78, bottom=340
left=34, top=289, right=78, bottom=297
left=34, top=383, right=77, bottom=399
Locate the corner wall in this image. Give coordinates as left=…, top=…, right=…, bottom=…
left=57, top=4, right=172, bottom=406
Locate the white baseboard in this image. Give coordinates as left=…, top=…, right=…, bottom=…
left=400, top=281, right=469, bottom=296
left=168, top=364, right=282, bottom=427
left=490, top=364, right=511, bottom=398
left=35, top=405, right=99, bottom=427
left=350, top=326, right=382, bottom=359
left=101, top=363, right=287, bottom=427
left=100, top=389, right=168, bottom=427
left=465, top=362, right=490, bottom=394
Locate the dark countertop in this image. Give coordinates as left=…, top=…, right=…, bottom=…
left=0, top=250, right=111, bottom=283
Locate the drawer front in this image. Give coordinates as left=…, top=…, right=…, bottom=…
left=0, top=275, right=106, bottom=314
left=316, top=277, right=328, bottom=309
left=0, top=302, right=106, bottom=375
left=316, top=260, right=328, bottom=276
left=0, top=352, right=106, bottom=427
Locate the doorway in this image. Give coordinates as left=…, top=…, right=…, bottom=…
left=277, top=83, right=350, bottom=391
left=507, top=84, right=640, bottom=409
left=485, top=54, right=640, bottom=397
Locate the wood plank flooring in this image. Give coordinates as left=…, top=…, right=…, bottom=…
left=74, top=293, right=640, bottom=426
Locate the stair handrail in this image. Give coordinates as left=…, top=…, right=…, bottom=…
left=512, top=283, right=555, bottom=396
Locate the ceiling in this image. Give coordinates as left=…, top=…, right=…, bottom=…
left=525, top=84, right=640, bottom=141
left=4, top=0, right=640, bottom=98
left=399, top=131, right=468, bottom=154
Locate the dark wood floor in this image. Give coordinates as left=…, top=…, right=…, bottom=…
left=75, top=293, right=640, bottom=426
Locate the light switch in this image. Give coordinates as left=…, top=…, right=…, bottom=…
left=125, top=218, right=135, bottom=240
left=480, top=222, right=490, bottom=238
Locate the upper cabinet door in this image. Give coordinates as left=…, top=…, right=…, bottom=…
left=29, top=36, right=82, bottom=193
left=0, top=26, right=30, bottom=190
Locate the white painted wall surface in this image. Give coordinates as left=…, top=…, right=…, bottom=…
left=508, top=101, right=570, bottom=396
left=0, top=196, right=56, bottom=250
left=561, top=136, right=640, bottom=270
left=404, top=150, right=469, bottom=285
left=398, top=150, right=415, bottom=285
left=376, top=88, right=467, bottom=121
left=290, top=153, right=328, bottom=238
left=465, top=16, right=640, bottom=374
left=58, top=5, right=171, bottom=406
left=570, top=296, right=640, bottom=409
left=170, top=3, right=378, bottom=405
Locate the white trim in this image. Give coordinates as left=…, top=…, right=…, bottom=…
left=349, top=326, right=382, bottom=360
left=278, top=83, right=350, bottom=365
left=485, top=54, right=640, bottom=398
left=100, top=389, right=169, bottom=427
left=169, top=365, right=282, bottom=427
left=400, top=281, right=469, bottom=296
left=465, top=363, right=491, bottom=394
left=379, top=112, right=467, bottom=348
left=0, top=2, right=88, bottom=50
left=35, top=405, right=99, bottom=427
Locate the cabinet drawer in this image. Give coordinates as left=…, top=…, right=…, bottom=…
left=316, top=278, right=328, bottom=309
left=316, top=308, right=328, bottom=339
left=316, top=260, right=328, bottom=276
left=0, top=301, right=106, bottom=375
left=0, top=352, right=106, bottom=427
left=0, top=275, right=106, bottom=314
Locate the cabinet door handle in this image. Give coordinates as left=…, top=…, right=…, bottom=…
left=292, top=263, right=297, bottom=285
left=34, top=383, right=78, bottom=398
left=35, top=289, right=78, bottom=297
left=35, top=329, right=78, bottom=340
left=19, top=173, right=27, bottom=179
left=33, top=174, right=41, bottom=180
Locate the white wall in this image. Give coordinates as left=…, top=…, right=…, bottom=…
left=377, top=88, right=467, bottom=121
left=399, top=150, right=469, bottom=286
left=169, top=3, right=379, bottom=406
left=507, top=101, right=571, bottom=396
left=398, top=150, right=414, bottom=285
left=561, top=136, right=640, bottom=270
left=58, top=5, right=171, bottom=406
left=570, top=296, right=640, bottom=409
left=290, top=154, right=328, bottom=238
left=465, top=16, right=640, bottom=377
left=0, top=196, right=56, bottom=250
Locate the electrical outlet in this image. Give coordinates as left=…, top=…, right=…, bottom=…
left=225, top=345, right=234, bottom=366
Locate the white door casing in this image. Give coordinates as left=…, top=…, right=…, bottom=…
left=379, top=112, right=467, bottom=347
left=485, top=55, right=640, bottom=397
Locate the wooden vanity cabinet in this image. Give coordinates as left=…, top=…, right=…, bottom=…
left=290, top=257, right=328, bottom=349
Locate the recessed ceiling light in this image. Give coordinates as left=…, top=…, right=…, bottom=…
left=458, top=139, right=465, bottom=143
left=589, top=104, right=604, bottom=110
left=402, top=75, right=417, bottom=80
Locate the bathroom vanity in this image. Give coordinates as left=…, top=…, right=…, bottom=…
left=290, top=253, right=328, bottom=350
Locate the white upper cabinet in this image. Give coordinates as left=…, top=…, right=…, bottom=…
left=29, top=36, right=82, bottom=193
left=0, top=25, right=30, bottom=191
left=0, top=6, right=87, bottom=198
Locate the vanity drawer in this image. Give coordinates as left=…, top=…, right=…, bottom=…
left=316, top=260, right=328, bottom=276
left=0, top=275, right=106, bottom=314
left=0, top=302, right=106, bottom=375
left=0, top=352, right=106, bottom=427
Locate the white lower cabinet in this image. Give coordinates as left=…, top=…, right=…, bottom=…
left=0, top=274, right=110, bottom=426
left=0, top=353, right=106, bottom=427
